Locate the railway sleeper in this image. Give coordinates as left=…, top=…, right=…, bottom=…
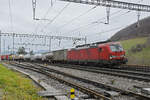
left=10, top=62, right=150, bottom=100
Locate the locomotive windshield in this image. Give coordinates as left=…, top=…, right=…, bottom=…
left=110, top=44, right=123, bottom=52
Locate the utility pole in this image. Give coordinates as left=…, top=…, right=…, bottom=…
left=137, top=11, right=141, bottom=27
left=106, top=6, right=110, bottom=24
left=0, top=32, right=86, bottom=53
left=8, top=45, right=10, bottom=54
left=32, top=0, right=36, bottom=20
left=49, top=38, right=51, bottom=52
left=0, top=30, right=1, bottom=61
left=85, top=36, right=87, bottom=44
left=12, top=33, right=14, bottom=61
left=51, top=0, right=53, bottom=6
left=3, top=39, right=5, bottom=55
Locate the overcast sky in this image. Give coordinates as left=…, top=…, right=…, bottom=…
left=0, top=0, right=150, bottom=53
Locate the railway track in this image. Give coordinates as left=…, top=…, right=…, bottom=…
left=45, top=63, right=150, bottom=72
left=8, top=61, right=150, bottom=100
left=8, top=61, right=112, bottom=100
left=117, top=64, right=150, bottom=72
left=43, top=63, right=150, bottom=82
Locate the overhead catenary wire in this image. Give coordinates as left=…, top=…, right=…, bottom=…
left=41, top=2, right=71, bottom=32
left=63, top=6, right=143, bottom=36
left=47, top=2, right=71, bottom=25
left=78, top=11, right=132, bottom=37
left=38, top=0, right=144, bottom=35
left=82, top=0, right=144, bottom=35
left=31, top=0, right=145, bottom=43
left=30, top=0, right=54, bottom=50
left=34, top=0, right=54, bottom=34
left=62, top=9, right=124, bottom=35
left=33, top=0, right=60, bottom=48
left=59, top=0, right=144, bottom=37
left=56, top=5, right=97, bottom=30
left=88, top=25, right=127, bottom=36
left=43, top=1, right=54, bottom=18
left=86, top=0, right=144, bottom=40
left=84, top=0, right=144, bottom=34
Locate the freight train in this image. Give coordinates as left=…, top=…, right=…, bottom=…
left=1, top=41, right=127, bottom=65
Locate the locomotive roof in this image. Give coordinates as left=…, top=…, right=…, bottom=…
left=69, top=41, right=120, bottom=50
left=76, top=40, right=111, bottom=48
left=98, top=41, right=120, bottom=46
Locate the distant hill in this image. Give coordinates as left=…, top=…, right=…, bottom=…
left=110, top=16, right=150, bottom=41
left=121, top=37, right=150, bottom=65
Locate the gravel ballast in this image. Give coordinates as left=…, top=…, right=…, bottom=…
left=43, top=64, right=150, bottom=95
left=5, top=62, right=150, bottom=100
left=4, top=63, right=89, bottom=100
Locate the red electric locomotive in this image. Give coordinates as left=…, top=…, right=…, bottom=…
left=67, top=41, right=127, bottom=65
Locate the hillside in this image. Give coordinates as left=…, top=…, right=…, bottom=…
left=110, top=16, right=150, bottom=41
left=120, top=37, right=150, bottom=65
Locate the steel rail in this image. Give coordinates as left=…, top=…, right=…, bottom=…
left=64, top=64, right=150, bottom=77
left=35, top=63, right=150, bottom=100
left=121, top=64, right=150, bottom=72
left=42, top=63, right=150, bottom=82
left=90, top=67, right=150, bottom=77
left=13, top=62, right=150, bottom=100
left=9, top=62, right=112, bottom=100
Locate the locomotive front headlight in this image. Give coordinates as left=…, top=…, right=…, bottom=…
left=110, top=56, right=113, bottom=59
left=120, top=55, right=125, bottom=57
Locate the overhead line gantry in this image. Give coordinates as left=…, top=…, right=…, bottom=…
left=0, top=32, right=86, bottom=56
left=60, top=0, right=150, bottom=24
left=60, top=0, right=150, bottom=12
left=0, top=33, right=85, bottom=41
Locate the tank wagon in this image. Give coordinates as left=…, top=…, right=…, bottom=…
left=31, top=54, right=42, bottom=61
left=18, top=54, right=24, bottom=61
left=24, top=54, right=31, bottom=61
left=42, top=52, right=53, bottom=62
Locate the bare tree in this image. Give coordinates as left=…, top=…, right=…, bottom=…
left=17, top=47, right=27, bottom=55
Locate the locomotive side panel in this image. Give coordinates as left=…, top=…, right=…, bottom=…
left=67, top=49, right=79, bottom=62
left=78, top=49, right=87, bottom=61
left=67, top=47, right=100, bottom=63
left=87, top=47, right=99, bottom=61
left=98, top=45, right=110, bottom=61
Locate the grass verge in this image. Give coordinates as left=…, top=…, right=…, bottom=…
left=0, top=64, right=47, bottom=100
left=121, top=37, right=150, bottom=65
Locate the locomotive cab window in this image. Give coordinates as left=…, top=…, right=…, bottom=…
left=110, top=44, right=123, bottom=52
